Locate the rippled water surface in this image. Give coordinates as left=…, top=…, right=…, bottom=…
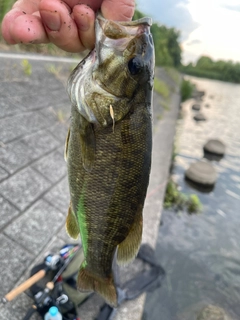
left=144, top=77, right=240, bottom=320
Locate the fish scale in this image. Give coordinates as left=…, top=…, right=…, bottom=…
left=65, top=14, right=155, bottom=306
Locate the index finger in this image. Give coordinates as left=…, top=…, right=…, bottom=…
left=2, top=0, right=41, bottom=43
left=60, top=0, right=103, bottom=11
left=12, top=0, right=40, bottom=13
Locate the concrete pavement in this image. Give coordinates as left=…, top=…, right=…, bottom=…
left=0, top=53, right=180, bottom=320
left=0, top=53, right=76, bottom=319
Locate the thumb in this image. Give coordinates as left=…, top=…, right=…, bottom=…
left=101, top=0, right=135, bottom=21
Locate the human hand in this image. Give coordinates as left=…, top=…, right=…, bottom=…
left=1, top=0, right=135, bottom=52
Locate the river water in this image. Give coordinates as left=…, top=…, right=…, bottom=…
left=144, top=76, right=240, bottom=320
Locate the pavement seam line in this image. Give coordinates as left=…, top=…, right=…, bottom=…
left=0, top=52, right=81, bottom=63
left=0, top=144, right=61, bottom=183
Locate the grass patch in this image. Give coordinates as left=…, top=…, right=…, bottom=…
left=154, top=77, right=170, bottom=99
left=21, top=59, right=32, bottom=76
left=162, top=100, right=170, bottom=111
left=164, top=67, right=181, bottom=85
left=187, top=194, right=202, bottom=214
left=171, top=142, right=178, bottom=163
left=0, top=0, right=15, bottom=23
left=47, top=64, right=63, bottom=77
left=164, top=179, right=202, bottom=214
left=181, top=78, right=194, bottom=102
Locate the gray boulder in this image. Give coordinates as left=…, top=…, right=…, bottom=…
left=192, top=90, right=205, bottom=99
left=204, top=139, right=226, bottom=156
left=198, top=90, right=205, bottom=97
left=196, top=96, right=203, bottom=102
left=194, top=113, right=206, bottom=121
left=192, top=104, right=201, bottom=111
left=185, top=160, right=217, bottom=186
left=197, top=305, right=230, bottom=320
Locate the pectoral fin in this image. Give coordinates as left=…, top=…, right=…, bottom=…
left=64, top=127, right=70, bottom=162
left=117, top=205, right=143, bottom=266
left=66, top=204, right=80, bottom=239
left=79, top=115, right=96, bottom=172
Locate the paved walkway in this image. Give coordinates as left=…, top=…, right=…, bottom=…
left=0, top=54, right=77, bottom=319
left=0, top=53, right=180, bottom=320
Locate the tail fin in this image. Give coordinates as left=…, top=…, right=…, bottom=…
left=77, top=263, right=118, bottom=307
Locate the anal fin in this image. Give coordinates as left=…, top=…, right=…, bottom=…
left=66, top=204, right=80, bottom=239
left=117, top=205, right=143, bottom=266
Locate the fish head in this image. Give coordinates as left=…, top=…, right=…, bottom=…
left=94, top=15, right=155, bottom=98
left=68, top=15, right=155, bottom=126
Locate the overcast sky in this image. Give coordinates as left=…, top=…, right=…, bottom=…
left=136, top=0, right=240, bottom=64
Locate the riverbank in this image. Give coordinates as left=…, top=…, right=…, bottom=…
left=144, top=75, right=240, bottom=320
left=0, top=53, right=181, bottom=319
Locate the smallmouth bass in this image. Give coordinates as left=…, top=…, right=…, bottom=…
left=65, top=14, right=155, bottom=307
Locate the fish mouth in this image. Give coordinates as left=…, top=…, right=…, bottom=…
left=97, top=14, right=152, bottom=31
left=103, top=19, right=151, bottom=38
left=95, top=15, right=152, bottom=51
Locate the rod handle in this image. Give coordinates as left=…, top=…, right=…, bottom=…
left=4, top=269, right=46, bottom=302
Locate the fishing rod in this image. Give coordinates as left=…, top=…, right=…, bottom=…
left=2, top=254, right=62, bottom=304
left=22, top=244, right=81, bottom=320
left=1, top=244, right=81, bottom=320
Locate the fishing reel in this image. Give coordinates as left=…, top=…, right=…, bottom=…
left=22, top=244, right=83, bottom=320
left=44, top=254, right=62, bottom=271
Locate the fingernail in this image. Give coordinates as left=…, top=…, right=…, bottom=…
left=41, top=11, right=61, bottom=31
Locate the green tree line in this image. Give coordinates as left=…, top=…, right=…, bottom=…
left=181, top=56, right=240, bottom=84
left=133, top=9, right=182, bottom=68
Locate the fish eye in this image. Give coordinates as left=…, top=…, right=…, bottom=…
left=128, top=57, right=142, bottom=75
